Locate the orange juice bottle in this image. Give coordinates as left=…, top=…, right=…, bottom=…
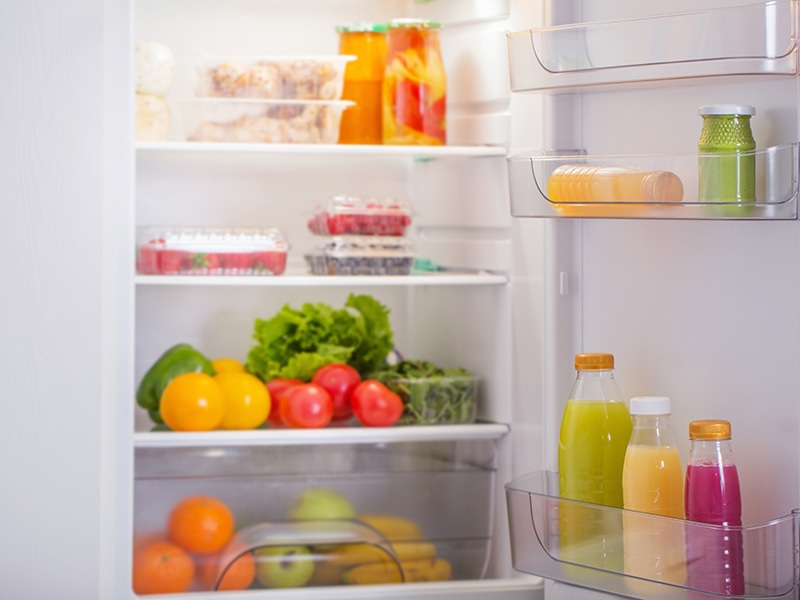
left=622, top=396, right=686, bottom=588
left=337, top=23, right=387, bottom=145
left=558, top=353, right=632, bottom=571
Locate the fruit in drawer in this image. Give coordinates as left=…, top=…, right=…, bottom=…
left=167, top=495, right=235, bottom=555
left=215, top=372, right=271, bottom=430
left=355, top=514, right=423, bottom=541
left=325, top=540, right=436, bottom=567
left=159, top=372, right=225, bottom=431
left=311, top=363, right=361, bottom=422
left=289, top=487, right=356, bottom=521
left=342, top=556, right=452, bottom=585
left=132, top=538, right=195, bottom=594
left=197, top=547, right=256, bottom=591
left=279, top=383, right=334, bottom=428
left=254, top=545, right=315, bottom=588
left=136, top=343, right=215, bottom=425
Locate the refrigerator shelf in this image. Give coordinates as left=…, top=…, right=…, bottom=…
left=506, top=471, right=800, bottom=600
left=508, top=143, right=799, bottom=220
left=134, top=271, right=509, bottom=286
left=133, top=422, right=510, bottom=448
left=136, top=141, right=507, bottom=160
left=507, top=0, right=799, bottom=92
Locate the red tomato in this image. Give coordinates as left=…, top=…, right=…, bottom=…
left=265, top=378, right=303, bottom=427
left=350, top=380, right=403, bottom=427
left=279, top=383, right=334, bottom=429
left=311, top=363, right=361, bottom=422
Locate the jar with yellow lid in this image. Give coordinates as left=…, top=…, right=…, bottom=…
left=382, top=18, right=447, bottom=145
left=337, top=23, right=387, bottom=144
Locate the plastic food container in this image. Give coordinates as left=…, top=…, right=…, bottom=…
left=305, top=236, right=415, bottom=275
left=382, top=375, right=478, bottom=425
left=308, top=196, right=412, bottom=236
left=195, top=55, right=354, bottom=100
left=183, top=99, right=352, bottom=144
left=136, top=226, right=288, bottom=276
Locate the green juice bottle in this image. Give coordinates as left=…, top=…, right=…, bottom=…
left=558, top=353, right=632, bottom=572
left=697, top=104, right=756, bottom=216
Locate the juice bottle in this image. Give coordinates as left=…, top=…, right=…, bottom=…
left=337, top=23, right=387, bottom=145
left=558, top=353, right=632, bottom=571
left=622, top=396, right=685, bottom=588
left=684, top=419, right=744, bottom=595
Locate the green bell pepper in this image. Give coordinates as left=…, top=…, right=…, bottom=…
left=136, top=343, right=216, bottom=424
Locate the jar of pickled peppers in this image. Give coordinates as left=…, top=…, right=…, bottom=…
left=337, top=23, right=387, bottom=145
left=382, top=18, right=447, bottom=145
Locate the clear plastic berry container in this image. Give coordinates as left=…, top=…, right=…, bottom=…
left=305, top=236, right=415, bottom=276
left=136, top=226, right=288, bottom=276
left=308, top=196, right=412, bottom=236
left=195, top=55, right=354, bottom=100
left=183, top=99, right=353, bottom=144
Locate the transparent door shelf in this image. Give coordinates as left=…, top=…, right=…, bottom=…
left=508, top=144, right=799, bottom=220
left=505, top=472, right=800, bottom=600
left=507, top=1, right=799, bottom=92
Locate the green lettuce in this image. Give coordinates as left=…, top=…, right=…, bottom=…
left=246, top=294, right=394, bottom=382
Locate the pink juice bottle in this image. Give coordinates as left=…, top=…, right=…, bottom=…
left=684, top=419, right=744, bottom=596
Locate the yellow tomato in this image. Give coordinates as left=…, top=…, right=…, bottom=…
left=161, top=372, right=226, bottom=431
left=212, top=357, right=246, bottom=374
left=215, top=372, right=271, bottom=430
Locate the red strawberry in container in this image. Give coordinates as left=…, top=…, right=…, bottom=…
left=137, top=243, right=160, bottom=274
left=159, top=250, right=183, bottom=274
left=253, top=251, right=286, bottom=275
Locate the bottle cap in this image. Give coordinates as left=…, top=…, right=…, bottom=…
left=336, top=23, right=388, bottom=33
left=630, top=396, right=671, bottom=415
left=689, top=419, right=732, bottom=440
left=574, top=353, right=614, bottom=371
left=643, top=170, right=684, bottom=203
left=699, top=104, right=756, bottom=116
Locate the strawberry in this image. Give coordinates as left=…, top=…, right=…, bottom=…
left=159, top=250, right=183, bottom=274
left=205, top=253, right=220, bottom=273
left=253, top=251, right=286, bottom=275
left=231, top=252, right=253, bottom=274
left=137, top=245, right=159, bottom=274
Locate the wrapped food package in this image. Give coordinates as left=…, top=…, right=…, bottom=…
left=136, top=40, right=176, bottom=97
left=135, top=93, right=170, bottom=141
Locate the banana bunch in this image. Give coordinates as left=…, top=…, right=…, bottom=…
left=313, top=514, right=452, bottom=586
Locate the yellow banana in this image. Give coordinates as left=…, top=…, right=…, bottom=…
left=356, top=514, right=423, bottom=541
left=308, top=562, right=345, bottom=586
left=322, top=541, right=437, bottom=568
left=342, top=557, right=452, bottom=585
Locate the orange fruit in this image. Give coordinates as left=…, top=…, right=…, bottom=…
left=216, top=371, right=271, bottom=430
left=160, top=372, right=225, bottom=431
left=197, top=548, right=256, bottom=591
left=168, top=495, right=235, bottom=555
left=212, top=357, right=246, bottom=374
left=132, top=538, right=195, bottom=595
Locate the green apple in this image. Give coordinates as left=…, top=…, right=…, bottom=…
left=288, top=488, right=356, bottom=521
left=255, top=545, right=315, bottom=588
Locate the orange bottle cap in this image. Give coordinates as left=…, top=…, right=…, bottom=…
left=574, top=353, right=614, bottom=371
left=689, top=419, right=731, bottom=440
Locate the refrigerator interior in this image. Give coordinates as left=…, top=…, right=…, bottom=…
left=132, top=0, right=543, bottom=598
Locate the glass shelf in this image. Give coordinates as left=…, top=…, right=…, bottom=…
left=507, top=1, right=799, bottom=92
left=507, top=144, right=799, bottom=219
left=505, top=471, right=800, bottom=599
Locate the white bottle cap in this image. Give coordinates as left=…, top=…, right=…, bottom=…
left=629, top=396, right=671, bottom=415
left=698, top=104, right=756, bottom=116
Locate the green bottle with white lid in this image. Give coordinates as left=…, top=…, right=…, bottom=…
left=697, top=104, right=756, bottom=213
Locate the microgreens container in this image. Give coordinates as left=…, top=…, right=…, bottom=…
left=382, top=375, right=479, bottom=425
left=136, top=226, right=288, bottom=276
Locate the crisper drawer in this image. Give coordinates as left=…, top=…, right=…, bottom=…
left=134, top=440, right=496, bottom=593
left=506, top=471, right=799, bottom=600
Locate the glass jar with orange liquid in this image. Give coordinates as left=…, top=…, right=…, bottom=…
left=382, top=18, right=447, bottom=145
left=337, top=23, right=387, bottom=145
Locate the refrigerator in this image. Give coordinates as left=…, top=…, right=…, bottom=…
left=3, top=0, right=799, bottom=598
